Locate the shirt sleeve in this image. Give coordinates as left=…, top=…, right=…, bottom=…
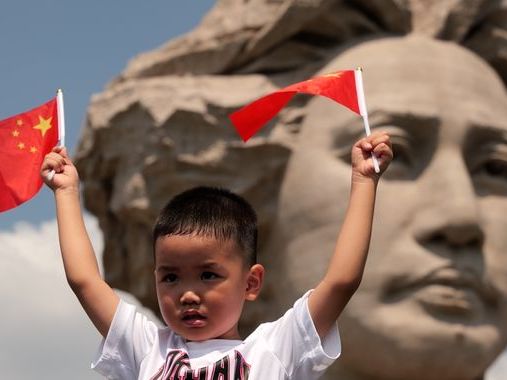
left=258, top=290, right=341, bottom=379
left=91, top=299, right=159, bottom=380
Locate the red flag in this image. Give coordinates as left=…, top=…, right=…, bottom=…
left=229, top=70, right=361, bottom=141
left=0, top=98, right=59, bottom=212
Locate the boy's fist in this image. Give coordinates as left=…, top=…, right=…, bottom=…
left=351, top=131, right=393, bottom=182
left=41, top=146, right=79, bottom=192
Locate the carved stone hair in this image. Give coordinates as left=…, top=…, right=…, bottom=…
left=74, top=0, right=507, bottom=310
left=114, top=0, right=507, bottom=84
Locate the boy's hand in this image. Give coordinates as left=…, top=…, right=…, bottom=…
left=41, top=146, right=79, bottom=192
left=351, top=131, right=393, bottom=182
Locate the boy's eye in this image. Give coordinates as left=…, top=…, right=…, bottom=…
left=201, top=272, right=219, bottom=281
left=163, top=273, right=178, bottom=283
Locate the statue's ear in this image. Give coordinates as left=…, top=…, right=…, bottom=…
left=271, top=94, right=314, bottom=142
left=278, top=103, right=307, bottom=137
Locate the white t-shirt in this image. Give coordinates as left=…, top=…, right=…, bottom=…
left=92, top=291, right=341, bottom=379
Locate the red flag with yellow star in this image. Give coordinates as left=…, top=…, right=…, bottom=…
left=229, top=70, right=361, bottom=141
left=0, top=98, right=59, bottom=212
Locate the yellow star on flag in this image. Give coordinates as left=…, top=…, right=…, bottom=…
left=12, top=129, right=20, bottom=137
left=16, top=119, right=23, bottom=126
left=33, top=115, right=53, bottom=137
left=30, top=146, right=38, bottom=153
left=17, top=142, right=25, bottom=150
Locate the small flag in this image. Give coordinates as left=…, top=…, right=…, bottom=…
left=0, top=97, right=59, bottom=212
left=229, top=70, right=361, bottom=142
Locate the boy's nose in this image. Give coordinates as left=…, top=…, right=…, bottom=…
left=180, top=290, right=201, bottom=305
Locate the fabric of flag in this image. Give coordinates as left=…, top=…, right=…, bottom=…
left=229, top=70, right=360, bottom=141
left=0, top=98, right=59, bottom=212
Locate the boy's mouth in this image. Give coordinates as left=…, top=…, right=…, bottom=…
left=181, top=310, right=207, bottom=327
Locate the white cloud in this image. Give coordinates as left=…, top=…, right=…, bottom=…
left=0, top=215, right=104, bottom=379
left=0, top=215, right=160, bottom=380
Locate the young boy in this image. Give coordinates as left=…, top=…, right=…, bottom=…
left=41, top=131, right=392, bottom=379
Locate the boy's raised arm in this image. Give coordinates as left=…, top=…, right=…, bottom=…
left=308, top=131, right=392, bottom=339
left=41, top=147, right=119, bottom=338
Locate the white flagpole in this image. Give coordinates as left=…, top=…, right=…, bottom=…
left=354, top=68, right=380, bottom=173
left=56, top=88, right=66, bottom=147
left=47, top=89, right=66, bottom=181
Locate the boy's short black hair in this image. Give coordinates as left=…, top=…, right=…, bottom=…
left=153, top=186, right=258, bottom=266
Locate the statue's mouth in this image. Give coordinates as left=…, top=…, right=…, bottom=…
left=383, top=265, right=499, bottom=314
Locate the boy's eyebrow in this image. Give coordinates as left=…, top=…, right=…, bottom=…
left=155, top=262, right=223, bottom=272
left=155, top=265, right=179, bottom=273
left=200, top=262, right=224, bottom=270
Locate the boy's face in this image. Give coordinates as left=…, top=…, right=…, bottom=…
left=154, top=234, right=263, bottom=341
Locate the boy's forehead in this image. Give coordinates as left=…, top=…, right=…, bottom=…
left=154, top=234, right=244, bottom=264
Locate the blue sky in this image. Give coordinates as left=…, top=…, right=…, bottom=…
left=0, top=0, right=215, bottom=230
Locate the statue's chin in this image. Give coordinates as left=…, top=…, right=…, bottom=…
left=333, top=298, right=506, bottom=380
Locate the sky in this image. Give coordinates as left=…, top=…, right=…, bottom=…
left=0, top=1, right=506, bottom=379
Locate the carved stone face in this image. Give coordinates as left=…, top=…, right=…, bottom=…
left=274, top=36, right=507, bottom=380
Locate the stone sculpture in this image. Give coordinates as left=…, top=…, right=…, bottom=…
left=75, top=1, right=507, bottom=378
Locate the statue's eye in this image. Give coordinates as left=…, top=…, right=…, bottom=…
left=375, top=126, right=415, bottom=180
left=332, top=117, right=433, bottom=181
left=471, top=147, right=507, bottom=195
left=390, top=139, right=412, bottom=167
left=482, top=159, right=507, bottom=179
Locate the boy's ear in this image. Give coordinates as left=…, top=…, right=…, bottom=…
left=245, top=264, right=264, bottom=301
